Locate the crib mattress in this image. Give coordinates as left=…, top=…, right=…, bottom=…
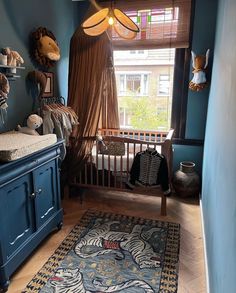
left=91, top=144, right=162, bottom=172
left=0, top=131, right=57, bottom=162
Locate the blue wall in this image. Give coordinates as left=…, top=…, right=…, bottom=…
left=186, top=0, right=217, bottom=140
left=173, top=0, right=217, bottom=175
left=0, top=0, right=85, bottom=132
left=0, top=0, right=217, bottom=178
left=202, top=0, right=236, bottom=291
left=173, top=144, right=204, bottom=174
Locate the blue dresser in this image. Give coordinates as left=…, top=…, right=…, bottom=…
left=0, top=141, right=63, bottom=291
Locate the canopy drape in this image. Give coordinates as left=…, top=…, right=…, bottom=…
left=100, top=56, right=119, bottom=129
left=67, top=21, right=119, bottom=177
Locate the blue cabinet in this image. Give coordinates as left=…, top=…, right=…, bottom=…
left=1, top=173, right=34, bottom=261
left=0, top=141, right=63, bottom=291
left=34, top=160, right=59, bottom=229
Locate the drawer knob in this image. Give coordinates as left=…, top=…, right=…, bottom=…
left=29, top=192, right=36, bottom=199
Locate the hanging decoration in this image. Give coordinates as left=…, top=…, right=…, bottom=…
left=0, top=72, right=10, bottom=125
left=0, top=73, right=10, bottom=110
left=27, top=70, right=47, bottom=100
left=29, top=27, right=60, bottom=69
left=189, top=49, right=210, bottom=92
left=82, top=0, right=139, bottom=39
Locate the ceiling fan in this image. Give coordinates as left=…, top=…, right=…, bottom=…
left=72, top=0, right=139, bottom=39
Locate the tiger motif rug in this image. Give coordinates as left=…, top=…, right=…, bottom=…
left=23, top=210, right=180, bottom=293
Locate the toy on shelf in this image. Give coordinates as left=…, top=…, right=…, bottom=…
left=0, top=47, right=25, bottom=77
left=1, top=47, right=24, bottom=67
left=189, top=49, right=210, bottom=92
left=17, top=114, right=43, bottom=135
left=0, top=53, right=7, bottom=66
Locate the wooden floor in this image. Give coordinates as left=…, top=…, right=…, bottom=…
left=8, top=189, right=206, bottom=293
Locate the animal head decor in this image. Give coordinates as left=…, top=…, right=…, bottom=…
left=0, top=73, right=10, bottom=110
left=29, top=27, right=60, bottom=68
left=189, top=49, right=210, bottom=92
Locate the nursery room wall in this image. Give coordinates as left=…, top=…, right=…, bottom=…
left=172, top=0, right=217, bottom=174
left=0, top=0, right=217, bottom=177
left=0, top=0, right=88, bottom=133
left=202, top=0, right=236, bottom=291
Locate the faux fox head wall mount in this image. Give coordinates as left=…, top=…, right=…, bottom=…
left=189, top=49, right=210, bottom=92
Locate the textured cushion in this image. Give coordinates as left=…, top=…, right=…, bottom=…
left=0, top=131, right=57, bottom=161
left=99, top=141, right=125, bottom=156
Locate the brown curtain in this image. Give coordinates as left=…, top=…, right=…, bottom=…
left=100, top=56, right=120, bottom=129
left=67, top=20, right=119, bottom=177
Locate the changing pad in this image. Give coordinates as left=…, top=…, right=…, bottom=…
left=0, top=131, right=57, bottom=162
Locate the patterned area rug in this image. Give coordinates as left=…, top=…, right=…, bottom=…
left=23, top=210, right=180, bottom=293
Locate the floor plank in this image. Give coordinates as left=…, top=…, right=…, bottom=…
left=7, top=189, right=206, bottom=293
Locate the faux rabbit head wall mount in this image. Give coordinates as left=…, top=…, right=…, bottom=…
left=189, top=49, right=210, bottom=92
left=29, top=27, right=60, bottom=69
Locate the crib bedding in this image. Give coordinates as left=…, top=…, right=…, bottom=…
left=0, top=131, right=57, bottom=162
left=91, top=144, right=162, bottom=172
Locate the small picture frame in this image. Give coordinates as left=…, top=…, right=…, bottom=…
left=42, top=72, right=54, bottom=97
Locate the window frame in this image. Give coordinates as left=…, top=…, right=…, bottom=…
left=170, top=0, right=203, bottom=145
left=116, top=49, right=199, bottom=142
left=112, top=0, right=202, bottom=145
left=171, top=48, right=190, bottom=140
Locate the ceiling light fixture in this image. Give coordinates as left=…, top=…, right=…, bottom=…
left=81, top=1, right=139, bottom=40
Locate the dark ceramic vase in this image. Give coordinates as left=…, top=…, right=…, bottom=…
left=173, top=161, right=200, bottom=197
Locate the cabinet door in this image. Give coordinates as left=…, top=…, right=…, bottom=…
left=0, top=173, right=34, bottom=259
left=33, top=160, right=59, bottom=229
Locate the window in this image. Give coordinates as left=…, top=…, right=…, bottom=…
left=130, top=50, right=145, bottom=55
left=114, top=49, right=175, bottom=131
left=158, top=74, right=170, bottom=95
left=108, top=0, right=193, bottom=139
left=127, top=74, right=141, bottom=94
left=117, top=73, right=149, bottom=96
left=119, top=107, right=132, bottom=129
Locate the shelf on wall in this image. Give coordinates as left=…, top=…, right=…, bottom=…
left=6, top=75, right=21, bottom=81
left=0, top=65, right=25, bottom=70
left=0, top=64, right=25, bottom=80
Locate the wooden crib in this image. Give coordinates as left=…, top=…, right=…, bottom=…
left=70, top=128, right=174, bottom=216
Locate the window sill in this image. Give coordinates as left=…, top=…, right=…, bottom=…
left=173, top=138, right=204, bottom=146
left=118, top=94, right=149, bottom=97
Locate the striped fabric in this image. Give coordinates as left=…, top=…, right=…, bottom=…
left=139, top=150, right=162, bottom=185
left=128, top=148, right=170, bottom=194
left=0, top=96, right=7, bottom=109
